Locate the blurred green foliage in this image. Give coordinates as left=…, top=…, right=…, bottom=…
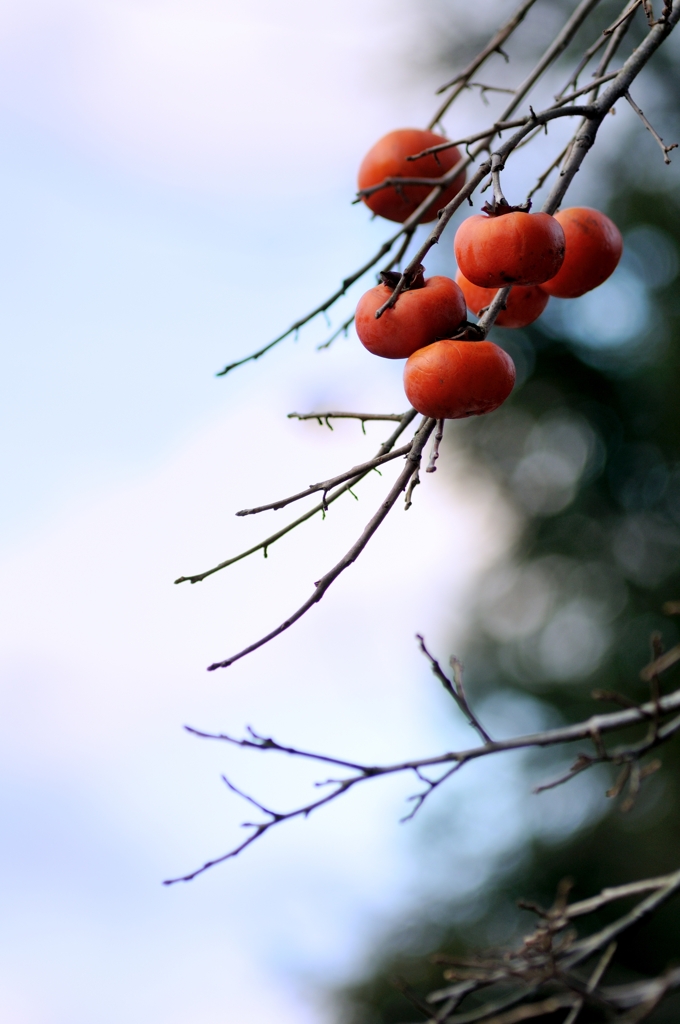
left=334, top=4, right=680, bottom=1020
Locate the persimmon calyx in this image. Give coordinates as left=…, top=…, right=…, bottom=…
left=379, top=264, right=426, bottom=291
left=451, top=320, right=486, bottom=341
left=481, top=198, right=532, bottom=217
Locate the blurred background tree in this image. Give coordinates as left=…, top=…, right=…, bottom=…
left=334, top=2, right=680, bottom=1021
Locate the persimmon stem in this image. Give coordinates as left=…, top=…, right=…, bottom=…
left=490, top=154, right=508, bottom=209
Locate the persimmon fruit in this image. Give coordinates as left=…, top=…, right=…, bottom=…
left=454, top=210, right=565, bottom=287
left=356, top=270, right=466, bottom=359
left=358, top=129, right=466, bottom=224
left=403, top=339, right=516, bottom=419
left=455, top=270, right=549, bottom=329
left=541, top=207, right=623, bottom=298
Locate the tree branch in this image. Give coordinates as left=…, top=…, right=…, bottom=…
left=235, top=442, right=413, bottom=516
left=215, top=0, right=621, bottom=375
left=287, top=410, right=405, bottom=428
left=167, top=652, right=680, bottom=879
left=174, top=409, right=417, bottom=584
left=625, top=89, right=678, bottom=162
left=205, top=416, right=436, bottom=669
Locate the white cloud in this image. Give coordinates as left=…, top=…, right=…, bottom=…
left=0, top=0, right=425, bottom=194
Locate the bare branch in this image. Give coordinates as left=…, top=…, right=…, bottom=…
left=625, top=89, right=678, bottom=162
left=408, top=78, right=610, bottom=172
left=163, top=772, right=359, bottom=885
left=377, top=104, right=595, bottom=320
left=168, top=676, right=680, bottom=879
left=590, top=0, right=640, bottom=88
left=215, top=0, right=678, bottom=377
left=215, top=222, right=415, bottom=376
left=466, top=994, right=577, bottom=1024
left=556, top=0, right=639, bottom=98
left=287, top=411, right=406, bottom=426
left=420, top=872, right=680, bottom=1022
left=316, top=313, right=355, bottom=351
left=477, top=286, right=513, bottom=333
left=466, top=81, right=516, bottom=98
left=543, top=2, right=680, bottom=214
left=216, top=0, right=615, bottom=376
left=416, top=635, right=492, bottom=743
left=431, top=0, right=604, bottom=144
left=355, top=173, right=464, bottom=202
left=554, top=70, right=619, bottom=104
left=605, top=0, right=643, bottom=36
left=235, top=442, right=412, bottom=517
left=430, top=0, right=540, bottom=124
left=641, top=641, right=680, bottom=680
left=426, top=419, right=444, bottom=473
left=403, top=466, right=421, bottom=510
left=174, top=409, right=418, bottom=584
left=184, top=723, right=371, bottom=772
left=563, top=868, right=680, bottom=969
left=526, top=142, right=572, bottom=201
left=214, top=236, right=399, bottom=376
left=205, top=416, right=436, bottom=669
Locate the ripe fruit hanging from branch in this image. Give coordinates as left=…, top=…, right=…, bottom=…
left=181, top=0, right=680, bottom=709
left=455, top=270, right=549, bottom=329
left=357, top=128, right=466, bottom=223
left=355, top=268, right=466, bottom=359
left=454, top=209, right=566, bottom=287
left=403, top=339, right=516, bottom=419
left=175, top=25, right=680, bottom=1013
left=541, top=206, right=623, bottom=297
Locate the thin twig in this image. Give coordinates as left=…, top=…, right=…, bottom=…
left=375, top=104, right=594, bottom=319
left=556, top=0, right=638, bottom=97
left=316, top=313, right=355, bottom=351
left=235, top=442, right=413, bottom=516
left=404, top=468, right=421, bottom=510
left=466, top=81, right=516, bottom=97
left=417, top=635, right=492, bottom=743
left=543, top=2, right=680, bottom=215
left=218, top=0, right=603, bottom=376
left=287, top=411, right=405, bottom=426
left=563, top=870, right=680, bottom=969
left=426, top=420, right=444, bottom=473
left=216, top=0, right=678, bottom=376
left=555, top=69, right=619, bottom=104
left=205, top=417, right=436, bottom=669
left=625, top=90, right=678, bottom=162
left=526, top=142, right=572, bottom=200
left=403, top=2, right=679, bottom=337
left=605, top=0, right=643, bottom=36
left=641, top=641, right=680, bottom=680
left=166, top=681, right=680, bottom=879
left=174, top=409, right=418, bottom=584
left=214, top=235, right=400, bottom=376
left=430, top=0, right=540, bottom=124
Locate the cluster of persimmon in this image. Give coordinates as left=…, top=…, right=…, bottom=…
left=355, top=129, right=623, bottom=420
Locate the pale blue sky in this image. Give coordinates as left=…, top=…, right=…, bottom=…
left=0, top=3, right=646, bottom=1021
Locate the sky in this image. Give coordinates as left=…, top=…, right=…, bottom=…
left=0, top=2, right=657, bottom=1022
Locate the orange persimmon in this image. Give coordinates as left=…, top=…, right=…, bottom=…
left=455, top=270, right=549, bottom=329
left=541, top=207, right=623, bottom=298
left=454, top=211, right=565, bottom=287
left=403, top=339, right=515, bottom=419
left=358, top=129, right=466, bottom=224
left=356, top=272, right=466, bottom=359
